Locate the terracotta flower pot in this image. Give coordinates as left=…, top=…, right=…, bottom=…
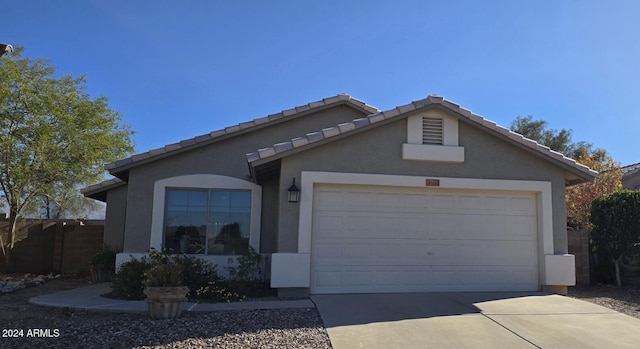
left=143, top=286, right=189, bottom=319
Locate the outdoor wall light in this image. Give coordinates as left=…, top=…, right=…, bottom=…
left=288, top=177, right=300, bottom=203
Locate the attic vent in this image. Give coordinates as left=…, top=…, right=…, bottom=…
left=422, top=117, right=443, bottom=145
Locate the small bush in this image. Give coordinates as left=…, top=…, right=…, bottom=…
left=111, top=257, right=151, bottom=300
left=195, top=281, right=244, bottom=303
left=90, top=245, right=118, bottom=283
left=173, top=254, right=220, bottom=299
left=111, top=247, right=273, bottom=302
left=225, top=246, right=273, bottom=297
left=91, top=245, right=117, bottom=268
left=143, top=262, right=182, bottom=287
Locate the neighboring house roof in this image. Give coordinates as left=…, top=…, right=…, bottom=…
left=622, top=162, right=640, bottom=179
left=105, top=94, right=379, bottom=179
left=81, top=177, right=126, bottom=202
left=246, top=95, right=597, bottom=185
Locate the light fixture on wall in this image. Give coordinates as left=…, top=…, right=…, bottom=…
left=288, top=177, right=300, bottom=203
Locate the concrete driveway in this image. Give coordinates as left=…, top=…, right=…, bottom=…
left=311, top=292, right=640, bottom=349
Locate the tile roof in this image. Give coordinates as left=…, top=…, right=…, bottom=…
left=622, top=162, right=640, bottom=178
left=246, top=95, right=598, bottom=180
left=104, top=94, right=379, bottom=173
left=80, top=177, right=126, bottom=201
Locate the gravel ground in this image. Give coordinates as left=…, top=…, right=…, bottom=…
left=0, top=276, right=331, bottom=349
left=568, top=284, right=640, bottom=320
left=3, top=275, right=640, bottom=349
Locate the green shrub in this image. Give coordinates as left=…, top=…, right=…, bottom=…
left=194, top=281, right=244, bottom=303
left=111, top=249, right=224, bottom=301
left=111, top=247, right=273, bottom=302
left=143, top=262, right=182, bottom=287
left=90, top=245, right=118, bottom=282
left=591, top=190, right=640, bottom=286
left=111, top=257, right=151, bottom=300
left=173, top=254, right=220, bottom=299
left=225, top=245, right=273, bottom=297
left=91, top=245, right=117, bottom=268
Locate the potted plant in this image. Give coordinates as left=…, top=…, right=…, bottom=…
left=143, top=261, right=189, bottom=319
left=90, top=246, right=117, bottom=283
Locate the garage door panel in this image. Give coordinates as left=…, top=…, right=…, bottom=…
left=431, top=266, right=537, bottom=292
left=315, top=239, right=430, bottom=266
left=314, top=214, right=343, bottom=236
left=509, top=196, right=536, bottom=212
left=431, top=194, right=456, bottom=209
left=313, top=266, right=434, bottom=293
left=311, top=184, right=539, bottom=293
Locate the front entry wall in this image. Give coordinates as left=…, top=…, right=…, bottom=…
left=270, top=171, right=576, bottom=293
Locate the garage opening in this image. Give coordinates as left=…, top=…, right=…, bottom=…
left=310, top=184, right=539, bottom=294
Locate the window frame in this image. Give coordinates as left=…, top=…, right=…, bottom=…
left=163, top=188, right=252, bottom=255
left=150, top=174, right=262, bottom=254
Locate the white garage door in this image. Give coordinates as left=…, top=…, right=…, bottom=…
left=310, top=184, right=539, bottom=294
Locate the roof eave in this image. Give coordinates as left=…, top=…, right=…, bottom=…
left=105, top=95, right=379, bottom=177
left=81, top=178, right=126, bottom=202
left=247, top=95, right=599, bottom=183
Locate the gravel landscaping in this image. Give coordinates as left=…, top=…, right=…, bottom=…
left=0, top=276, right=331, bottom=349
left=568, top=284, right=640, bottom=320
left=2, top=275, right=640, bottom=349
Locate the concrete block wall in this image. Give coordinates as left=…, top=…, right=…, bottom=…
left=1, top=219, right=104, bottom=274
left=568, top=229, right=590, bottom=285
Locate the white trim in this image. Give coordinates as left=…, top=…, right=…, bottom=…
left=150, top=174, right=262, bottom=252
left=287, top=171, right=562, bottom=289
left=402, top=143, right=465, bottom=162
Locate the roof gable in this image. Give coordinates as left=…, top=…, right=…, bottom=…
left=105, top=94, right=379, bottom=178
left=247, top=95, right=597, bottom=183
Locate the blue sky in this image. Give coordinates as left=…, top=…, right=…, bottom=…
left=4, top=0, right=640, bottom=166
